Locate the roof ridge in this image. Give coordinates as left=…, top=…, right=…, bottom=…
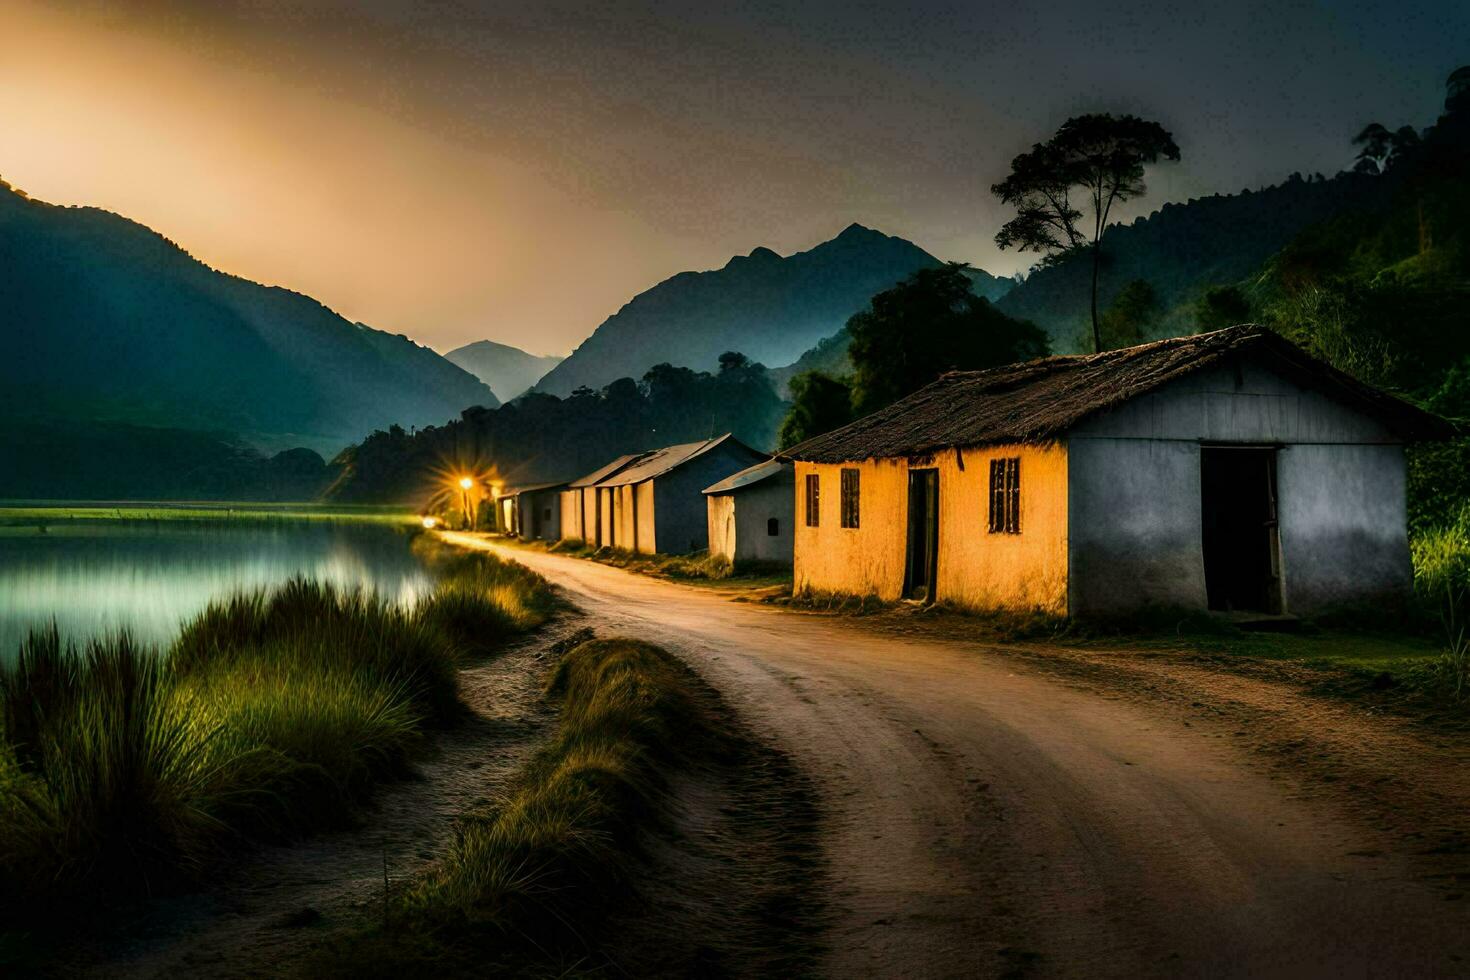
left=784, top=325, right=1449, bottom=464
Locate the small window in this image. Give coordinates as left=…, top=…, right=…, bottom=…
left=988, top=457, right=1020, bottom=534
left=840, top=468, right=860, bottom=529
left=767, top=517, right=780, bottom=537
left=804, top=474, right=820, bottom=527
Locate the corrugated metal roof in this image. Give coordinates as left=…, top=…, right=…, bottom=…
left=506, top=480, right=569, bottom=496
left=596, top=433, right=753, bottom=487
left=703, top=457, right=787, bottom=495
left=567, top=453, right=651, bottom=489
left=783, top=325, right=1454, bottom=464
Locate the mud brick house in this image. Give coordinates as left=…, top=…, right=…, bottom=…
left=782, top=325, right=1451, bottom=617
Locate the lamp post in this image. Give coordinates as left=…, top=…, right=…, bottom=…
left=458, top=476, right=475, bottom=531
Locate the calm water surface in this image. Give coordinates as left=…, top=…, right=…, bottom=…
left=0, top=520, right=434, bottom=657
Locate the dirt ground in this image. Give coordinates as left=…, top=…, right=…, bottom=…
left=447, top=533, right=1470, bottom=980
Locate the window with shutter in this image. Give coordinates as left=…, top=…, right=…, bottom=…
left=804, top=473, right=820, bottom=527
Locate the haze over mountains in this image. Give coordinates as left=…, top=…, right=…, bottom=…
left=532, top=224, right=1006, bottom=396
left=0, top=178, right=496, bottom=458
left=446, top=340, right=563, bottom=402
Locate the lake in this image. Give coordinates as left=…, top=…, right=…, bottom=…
left=0, top=515, right=434, bottom=658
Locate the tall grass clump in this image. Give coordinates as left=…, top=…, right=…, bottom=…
left=0, top=627, right=277, bottom=910
left=0, top=546, right=554, bottom=922
left=340, top=638, right=707, bottom=973
left=411, top=537, right=557, bottom=655
left=1412, top=506, right=1470, bottom=699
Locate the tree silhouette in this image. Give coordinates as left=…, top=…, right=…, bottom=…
left=847, top=264, right=1049, bottom=415
left=779, top=372, right=854, bottom=450
left=992, top=114, right=1180, bottom=353
left=1352, top=123, right=1421, bottom=174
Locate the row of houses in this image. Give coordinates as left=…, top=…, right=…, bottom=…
left=496, top=433, right=791, bottom=564
left=490, top=325, right=1450, bottom=619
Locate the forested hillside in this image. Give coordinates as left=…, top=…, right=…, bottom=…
left=332, top=354, right=788, bottom=503
left=996, top=172, right=1384, bottom=350
left=1250, top=104, right=1470, bottom=529
left=0, top=179, right=496, bottom=455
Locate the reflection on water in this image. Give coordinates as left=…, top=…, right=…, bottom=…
left=0, top=521, right=434, bottom=658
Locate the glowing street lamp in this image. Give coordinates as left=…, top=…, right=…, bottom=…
left=457, top=476, right=475, bottom=531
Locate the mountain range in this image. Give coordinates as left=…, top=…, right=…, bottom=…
left=445, top=340, right=563, bottom=402
left=532, top=224, right=1009, bottom=396
left=0, top=178, right=496, bottom=458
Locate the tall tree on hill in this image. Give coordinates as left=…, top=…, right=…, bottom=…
left=991, top=114, right=1181, bottom=353
left=779, top=372, right=855, bottom=450
left=846, top=263, right=1049, bottom=415
left=1352, top=123, right=1421, bottom=175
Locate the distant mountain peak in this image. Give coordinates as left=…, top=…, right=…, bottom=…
left=445, top=339, right=563, bottom=402
left=835, top=222, right=881, bottom=241
left=533, top=224, right=951, bottom=396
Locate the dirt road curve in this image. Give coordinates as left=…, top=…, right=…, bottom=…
left=447, top=536, right=1468, bottom=979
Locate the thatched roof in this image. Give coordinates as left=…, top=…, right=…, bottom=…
left=783, top=325, right=1453, bottom=464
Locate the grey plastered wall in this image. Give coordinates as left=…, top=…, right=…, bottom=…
left=1067, top=437, right=1207, bottom=615
left=1276, top=443, right=1411, bottom=611
left=1066, top=358, right=1409, bottom=615
left=730, top=469, right=795, bottom=563
left=651, top=443, right=768, bottom=554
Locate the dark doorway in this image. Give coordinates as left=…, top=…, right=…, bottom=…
left=1200, top=447, right=1281, bottom=613
left=904, top=469, right=940, bottom=602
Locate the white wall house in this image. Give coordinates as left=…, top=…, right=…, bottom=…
left=704, top=458, right=794, bottom=565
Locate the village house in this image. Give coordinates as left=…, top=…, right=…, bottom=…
left=783, top=326, right=1451, bottom=618
left=703, top=458, right=794, bottom=566
left=583, top=434, right=767, bottom=555
left=558, top=453, right=651, bottom=545
left=498, top=480, right=570, bottom=542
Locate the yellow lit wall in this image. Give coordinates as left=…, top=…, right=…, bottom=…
left=634, top=481, right=658, bottom=554
left=934, top=444, right=1068, bottom=615
left=792, top=442, right=1068, bottom=614
left=792, top=457, right=910, bottom=600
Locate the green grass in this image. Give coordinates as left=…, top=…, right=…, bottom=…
left=316, top=637, right=712, bottom=976
left=0, top=548, right=554, bottom=925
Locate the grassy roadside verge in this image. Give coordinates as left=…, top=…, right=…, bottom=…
left=0, top=544, right=554, bottom=937
left=314, top=636, right=723, bottom=977
left=492, top=533, right=793, bottom=593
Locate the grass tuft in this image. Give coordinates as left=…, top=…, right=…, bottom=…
left=0, top=548, right=554, bottom=924
left=322, top=638, right=708, bottom=975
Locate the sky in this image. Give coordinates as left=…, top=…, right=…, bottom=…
left=1, top=1, right=1467, bottom=356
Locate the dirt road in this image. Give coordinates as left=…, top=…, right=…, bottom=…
left=446, top=534, right=1470, bottom=979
